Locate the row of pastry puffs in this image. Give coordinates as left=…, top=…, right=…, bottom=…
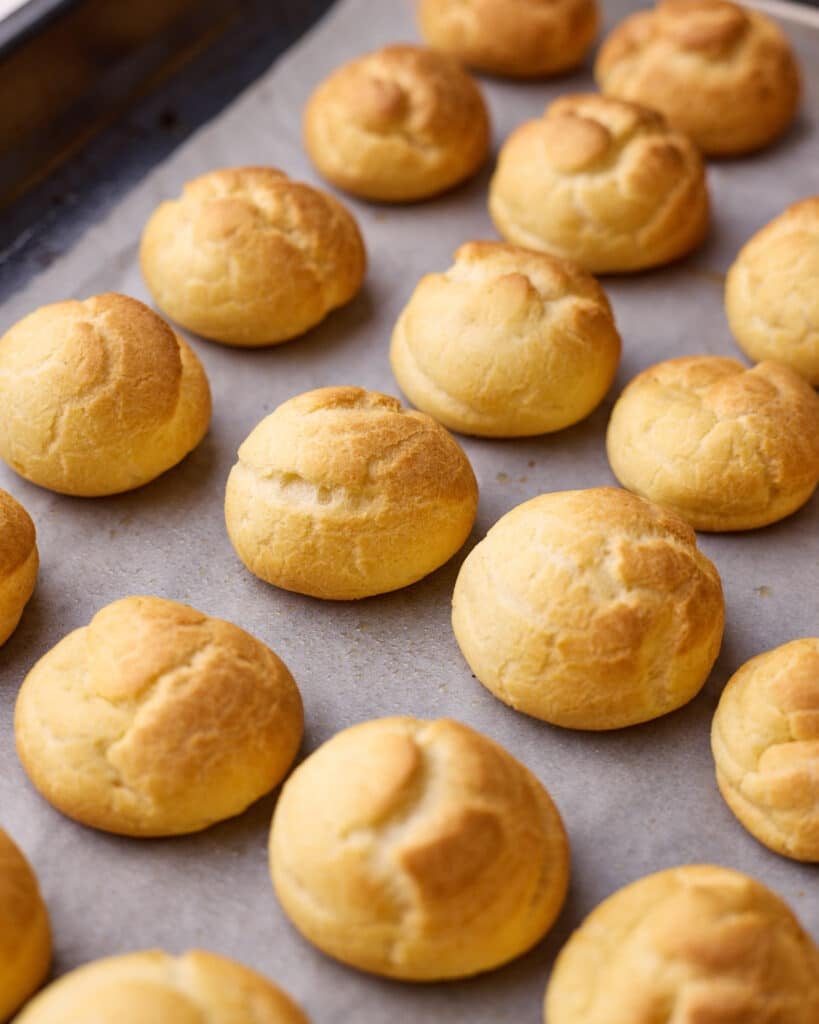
left=2, top=0, right=819, bottom=1020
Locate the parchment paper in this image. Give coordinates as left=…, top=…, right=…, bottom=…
left=1, top=1, right=817, bottom=1020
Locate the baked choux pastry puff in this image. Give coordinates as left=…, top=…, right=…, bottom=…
left=0, top=489, right=38, bottom=646
left=452, top=488, right=724, bottom=729
left=489, top=94, right=709, bottom=274
left=14, top=950, right=308, bottom=1024
left=0, top=293, right=210, bottom=497
left=0, top=829, right=51, bottom=1020
left=303, top=45, right=489, bottom=202
left=270, top=717, right=569, bottom=980
left=15, top=596, right=303, bottom=836
left=596, top=0, right=800, bottom=156
left=225, top=386, right=478, bottom=599
left=390, top=242, right=621, bottom=437
left=141, top=166, right=366, bottom=346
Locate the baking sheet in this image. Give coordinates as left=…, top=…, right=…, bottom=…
left=1, top=0, right=817, bottom=1019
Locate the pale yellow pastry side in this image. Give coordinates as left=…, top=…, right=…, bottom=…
left=0, top=829, right=50, bottom=1022
left=544, top=865, right=819, bottom=1024
left=418, top=0, right=599, bottom=77
left=390, top=241, right=621, bottom=437
left=303, top=45, right=489, bottom=202
left=0, top=294, right=211, bottom=497
left=595, top=0, right=801, bottom=156
left=14, top=596, right=304, bottom=837
left=711, top=638, right=819, bottom=862
left=13, top=949, right=308, bottom=1024
left=0, top=490, right=38, bottom=646
left=726, top=197, right=819, bottom=385
left=141, top=166, right=366, bottom=346
left=452, top=488, right=724, bottom=730
left=270, top=716, right=569, bottom=980
left=489, top=94, right=709, bottom=274
left=225, top=386, right=478, bottom=599
left=606, top=356, right=819, bottom=531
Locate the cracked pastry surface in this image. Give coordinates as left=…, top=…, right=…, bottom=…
left=0, top=829, right=51, bottom=1021
left=0, top=489, right=38, bottom=646
left=488, top=94, right=709, bottom=274
left=595, top=0, right=800, bottom=156
left=303, top=44, right=489, bottom=202
left=544, top=864, right=819, bottom=1024
left=726, top=197, right=819, bottom=385
left=390, top=241, right=621, bottom=437
left=711, top=638, right=819, bottom=862
left=452, top=487, right=724, bottom=730
left=269, top=716, right=569, bottom=980
left=14, top=949, right=308, bottom=1024
left=14, top=596, right=304, bottom=837
left=0, top=293, right=211, bottom=497
left=224, top=386, right=478, bottom=600
left=140, top=166, right=366, bottom=346
left=606, top=356, right=819, bottom=531
left=418, top=0, right=599, bottom=78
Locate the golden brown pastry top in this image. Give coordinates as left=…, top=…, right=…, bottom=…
left=488, top=94, right=709, bottom=273
left=140, top=166, right=366, bottom=346
left=0, top=828, right=46, bottom=972
left=14, top=949, right=309, bottom=1024
left=303, top=45, right=489, bottom=201
left=271, top=716, right=569, bottom=979
left=545, top=864, right=819, bottom=1024
left=15, top=596, right=304, bottom=836
left=712, top=638, right=819, bottom=861
left=595, top=0, right=800, bottom=154
left=726, top=197, right=819, bottom=385
left=0, top=489, right=36, bottom=580
left=418, top=0, right=599, bottom=77
left=607, top=356, right=819, bottom=531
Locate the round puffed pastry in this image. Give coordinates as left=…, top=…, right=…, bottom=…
left=225, top=386, right=478, bottom=600
left=303, top=44, right=490, bottom=202
left=711, top=638, right=819, bottom=862
left=488, top=94, right=709, bottom=274
left=140, top=166, right=366, bottom=346
left=0, top=293, right=210, bottom=497
left=14, top=596, right=303, bottom=837
left=13, top=950, right=308, bottom=1024
left=544, top=864, right=819, bottom=1024
left=452, top=487, right=724, bottom=730
left=0, top=490, right=37, bottom=646
left=390, top=241, right=621, bottom=437
left=607, top=356, right=819, bottom=532
left=726, top=198, right=819, bottom=385
left=595, top=0, right=801, bottom=157
left=417, top=0, right=599, bottom=78
left=270, top=716, right=569, bottom=980
left=0, top=829, right=50, bottom=1022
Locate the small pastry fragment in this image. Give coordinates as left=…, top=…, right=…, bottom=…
left=544, top=865, right=819, bottom=1024
left=390, top=241, right=621, bottom=437
left=726, top=197, right=819, bottom=385
left=452, top=487, right=724, bottom=729
left=489, top=94, right=709, bottom=273
left=595, top=0, right=801, bottom=156
left=0, top=489, right=38, bottom=646
left=13, top=949, right=309, bottom=1024
left=270, top=716, right=570, bottom=980
left=141, top=166, right=366, bottom=346
left=0, top=829, right=51, bottom=1022
left=225, top=386, right=478, bottom=599
left=303, top=45, right=490, bottom=202
left=15, top=596, right=304, bottom=837
left=712, top=638, right=819, bottom=862
left=0, top=293, right=211, bottom=497
left=606, top=356, right=819, bottom=531
left=418, top=0, right=599, bottom=78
